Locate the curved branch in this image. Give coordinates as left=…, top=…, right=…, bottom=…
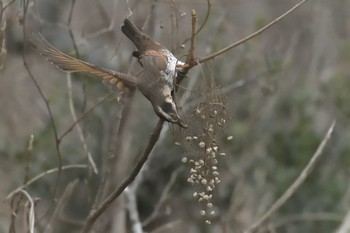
left=80, top=119, right=164, bottom=233
left=181, top=0, right=211, bottom=45
left=243, top=120, right=336, bottom=233
left=193, top=0, right=211, bottom=38
left=6, top=165, right=88, bottom=199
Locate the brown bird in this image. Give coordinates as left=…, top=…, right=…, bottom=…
left=31, top=18, right=187, bottom=128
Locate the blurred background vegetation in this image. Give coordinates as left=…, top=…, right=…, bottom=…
left=1, top=0, right=350, bottom=232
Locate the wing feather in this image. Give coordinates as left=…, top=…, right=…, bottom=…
left=30, top=34, right=138, bottom=91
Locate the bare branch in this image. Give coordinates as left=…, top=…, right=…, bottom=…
left=66, top=73, right=98, bottom=174
left=80, top=119, right=164, bottom=233
left=194, top=0, right=211, bottom=37
left=125, top=187, right=143, bottom=233
left=59, top=93, right=112, bottom=141
left=23, top=134, right=34, bottom=185
left=21, top=0, right=64, bottom=216
left=181, top=0, right=211, bottom=46
left=178, top=0, right=308, bottom=72
left=65, top=0, right=98, bottom=174
left=243, top=120, right=336, bottom=233
left=90, top=96, right=125, bottom=210
left=2, top=0, right=16, bottom=13
left=6, top=165, right=88, bottom=199
left=82, top=0, right=119, bottom=40
left=197, top=0, right=308, bottom=64
left=67, top=0, right=80, bottom=58
left=185, top=10, right=198, bottom=67
left=0, top=0, right=11, bottom=69
left=142, top=168, right=182, bottom=226
left=10, top=190, right=36, bottom=233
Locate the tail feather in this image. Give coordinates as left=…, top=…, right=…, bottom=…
left=121, top=19, right=144, bottom=50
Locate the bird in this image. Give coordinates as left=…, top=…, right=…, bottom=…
left=30, top=18, right=187, bottom=128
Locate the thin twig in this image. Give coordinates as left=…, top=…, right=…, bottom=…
left=9, top=192, right=20, bottom=233
left=179, top=0, right=308, bottom=72
left=64, top=1, right=98, bottom=173
left=21, top=0, right=64, bottom=221
left=9, top=135, right=35, bottom=232
left=59, top=93, right=112, bottom=140
left=80, top=119, right=165, bottom=233
left=82, top=0, right=118, bottom=40
left=197, top=0, right=307, bottom=64
left=6, top=165, right=88, bottom=199
left=67, top=0, right=80, bottom=58
left=11, top=190, right=36, bottom=233
left=2, top=0, right=15, bottom=12
left=142, top=168, right=182, bottom=226
left=66, top=74, right=98, bottom=174
left=90, top=97, right=125, bottom=210
left=194, top=0, right=211, bottom=37
left=175, top=11, right=199, bottom=90
left=181, top=0, right=211, bottom=45
left=23, top=134, right=34, bottom=186
left=243, top=120, right=336, bottom=233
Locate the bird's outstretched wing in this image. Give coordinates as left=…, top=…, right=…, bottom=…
left=30, top=34, right=138, bottom=92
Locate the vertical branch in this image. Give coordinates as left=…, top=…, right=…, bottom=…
left=9, top=190, right=36, bottom=233
left=64, top=0, right=98, bottom=173
left=185, top=10, right=197, bottom=67
left=21, top=0, right=63, bottom=225
left=67, top=0, right=79, bottom=58
left=176, top=10, right=198, bottom=91
left=125, top=187, right=143, bottom=233
left=0, top=0, right=6, bottom=69
left=91, top=98, right=125, bottom=210
left=181, top=0, right=211, bottom=46
left=23, top=135, right=34, bottom=185
left=66, top=73, right=98, bottom=174
left=22, top=190, right=36, bottom=233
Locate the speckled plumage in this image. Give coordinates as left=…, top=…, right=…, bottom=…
left=121, top=19, right=186, bottom=127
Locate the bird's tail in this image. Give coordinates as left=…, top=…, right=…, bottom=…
left=121, top=19, right=144, bottom=50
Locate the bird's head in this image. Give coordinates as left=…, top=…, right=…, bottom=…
left=153, top=96, right=187, bottom=128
